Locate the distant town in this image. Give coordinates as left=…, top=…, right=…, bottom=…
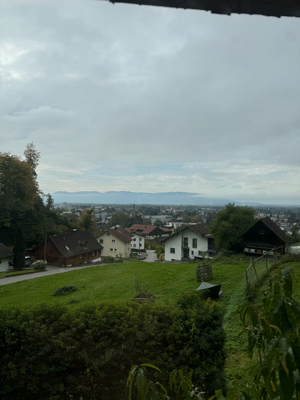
left=54, top=202, right=300, bottom=237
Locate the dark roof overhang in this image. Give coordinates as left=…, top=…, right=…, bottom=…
left=108, top=0, right=300, bottom=18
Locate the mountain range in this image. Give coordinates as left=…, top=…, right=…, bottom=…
left=52, top=191, right=263, bottom=206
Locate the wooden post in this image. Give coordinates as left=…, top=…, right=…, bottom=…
left=266, top=256, right=268, bottom=271
left=245, top=270, right=249, bottom=289
left=253, top=262, right=259, bottom=282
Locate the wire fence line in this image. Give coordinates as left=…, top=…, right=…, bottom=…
left=244, top=247, right=282, bottom=291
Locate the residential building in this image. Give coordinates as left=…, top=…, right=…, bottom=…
left=0, top=243, right=14, bottom=272
left=97, top=227, right=132, bottom=258
left=29, top=230, right=103, bottom=266
left=162, top=224, right=215, bottom=261
left=130, top=232, right=145, bottom=251
left=240, top=217, right=290, bottom=255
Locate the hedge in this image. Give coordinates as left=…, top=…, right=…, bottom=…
left=0, top=293, right=226, bottom=400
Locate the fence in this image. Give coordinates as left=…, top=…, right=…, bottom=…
left=245, top=247, right=282, bottom=291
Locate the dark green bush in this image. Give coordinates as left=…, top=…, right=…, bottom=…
left=281, top=253, right=300, bottom=263
left=52, top=285, right=77, bottom=296
left=0, top=298, right=226, bottom=400
left=102, top=256, right=115, bottom=263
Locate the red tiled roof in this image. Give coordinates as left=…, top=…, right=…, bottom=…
left=128, top=224, right=158, bottom=235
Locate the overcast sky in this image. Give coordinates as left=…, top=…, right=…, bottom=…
left=1, top=0, right=300, bottom=205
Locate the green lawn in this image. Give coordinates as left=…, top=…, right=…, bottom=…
left=2, top=255, right=291, bottom=387
left=0, top=257, right=250, bottom=311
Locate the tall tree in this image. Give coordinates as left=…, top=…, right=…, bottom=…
left=212, top=203, right=255, bottom=251
left=24, top=142, right=40, bottom=177
left=0, top=152, right=39, bottom=217
left=13, top=226, right=26, bottom=270
left=46, top=193, right=54, bottom=211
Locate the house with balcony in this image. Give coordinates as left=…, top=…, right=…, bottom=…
left=162, top=224, right=215, bottom=262
left=240, top=217, right=290, bottom=255
left=129, top=232, right=145, bottom=251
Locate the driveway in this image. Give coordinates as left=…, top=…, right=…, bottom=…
left=142, top=250, right=158, bottom=263
left=0, top=264, right=104, bottom=286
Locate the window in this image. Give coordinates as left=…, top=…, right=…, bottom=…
left=170, top=248, right=175, bottom=254
left=110, top=248, right=113, bottom=252
left=133, top=238, right=136, bottom=241
left=191, top=251, right=194, bottom=255
left=139, top=238, right=142, bottom=241
left=198, top=251, right=201, bottom=255
left=114, top=249, right=117, bottom=251
left=192, top=238, right=197, bottom=248
left=133, top=244, right=136, bottom=247
left=183, top=237, right=188, bottom=246
left=92, top=251, right=95, bottom=256
left=112, top=239, right=115, bottom=243
left=107, top=233, right=110, bottom=236
left=100, top=239, right=103, bottom=244
left=260, top=230, right=265, bottom=235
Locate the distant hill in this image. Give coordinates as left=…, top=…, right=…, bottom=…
left=52, top=191, right=263, bottom=206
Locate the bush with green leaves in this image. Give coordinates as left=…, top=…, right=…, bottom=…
left=128, top=266, right=300, bottom=400
left=52, top=285, right=77, bottom=296
left=0, top=294, right=225, bottom=399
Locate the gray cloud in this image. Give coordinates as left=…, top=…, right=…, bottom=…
left=1, top=0, right=300, bottom=204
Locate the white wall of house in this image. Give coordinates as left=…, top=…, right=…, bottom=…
left=131, top=234, right=144, bottom=251
left=97, top=232, right=131, bottom=258
left=164, top=228, right=208, bottom=262
left=0, top=257, right=10, bottom=272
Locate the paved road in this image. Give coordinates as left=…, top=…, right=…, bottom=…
left=0, top=264, right=103, bottom=286
left=142, top=250, right=158, bottom=263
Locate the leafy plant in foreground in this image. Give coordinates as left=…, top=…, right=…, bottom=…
left=129, top=266, right=300, bottom=400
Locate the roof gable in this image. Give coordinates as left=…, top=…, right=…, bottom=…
left=241, top=217, right=290, bottom=244
left=98, top=228, right=133, bottom=243
left=162, top=223, right=210, bottom=242
left=49, top=231, right=103, bottom=259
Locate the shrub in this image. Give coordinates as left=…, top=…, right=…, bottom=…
left=32, top=260, right=47, bottom=271
left=281, top=253, right=300, bottom=263
left=102, top=256, right=115, bottom=263
left=0, top=298, right=226, bottom=399
left=52, top=285, right=77, bottom=296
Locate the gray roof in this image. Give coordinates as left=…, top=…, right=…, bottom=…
left=98, top=227, right=133, bottom=244
left=49, top=231, right=103, bottom=259
left=0, top=243, right=14, bottom=259
left=161, top=223, right=210, bottom=242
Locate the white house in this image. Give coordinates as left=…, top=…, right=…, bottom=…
left=162, top=224, right=215, bottom=262
left=0, top=243, right=14, bottom=272
left=130, top=233, right=145, bottom=251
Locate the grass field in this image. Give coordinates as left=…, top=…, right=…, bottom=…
left=1, top=255, right=298, bottom=388
left=0, top=257, right=250, bottom=311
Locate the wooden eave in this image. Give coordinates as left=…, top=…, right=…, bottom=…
left=108, top=0, right=300, bottom=18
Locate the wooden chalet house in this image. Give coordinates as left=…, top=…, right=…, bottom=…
left=240, top=217, right=290, bottom=256
left=30, top=230, right=103, bottom=266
